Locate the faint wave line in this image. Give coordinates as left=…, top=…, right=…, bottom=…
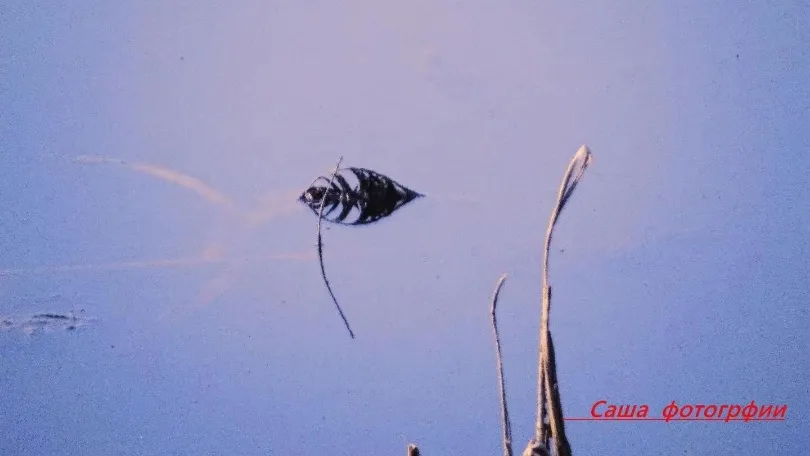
left=74, top=155, right=241, bottom=215
left=69, top=155, right=313, bottom=304
left=0, top=251, right=314, bottom=277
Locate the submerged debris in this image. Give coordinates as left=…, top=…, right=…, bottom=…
left=299, top=167, right=423, bottom=225
left=0, top=310, right=95, bottom=335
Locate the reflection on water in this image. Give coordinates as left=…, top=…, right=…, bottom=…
left=66, top=155, right=314, bottom=306
left=299, top=166, right=424, bottom=225
left=73, top=154, right=302, bottom=225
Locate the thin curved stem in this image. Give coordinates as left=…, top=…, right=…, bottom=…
left=316, top=156, right=355, bottom=339
left=533, top=145, right=592, bottom=455
left=491, top=273, right=513, bottom=456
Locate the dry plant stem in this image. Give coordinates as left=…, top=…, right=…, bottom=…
left=522, top=443, right=550, bottom=456
left=316, top=156, right=355, bottom=339
left=532, top=145, right=592, bottom=456
left=491, top=273, right=514, bottom=456
left=543, top=327, right=570, bottom=456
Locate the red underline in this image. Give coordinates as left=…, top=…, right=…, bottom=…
left=565, top=418, right=785, bottom=421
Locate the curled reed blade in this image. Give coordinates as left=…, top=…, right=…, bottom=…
left=529, top=144, right=592, bottom=456
left=491, top=273, right=514, bottom=456
left=299, top=167, right=423, bottom=225
left=302, top=162, right=424, bottom=339
left=315, top=157, right=356, bottom=339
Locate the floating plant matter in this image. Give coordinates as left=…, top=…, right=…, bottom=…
left=301, top=160, right=424, bottom=339
left=0, top=310, right=95, bottom=335
left=299, top=166, right=423, bottom=225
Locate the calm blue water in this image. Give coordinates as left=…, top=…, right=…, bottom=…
left=2, top=1, right=807, bottom=455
